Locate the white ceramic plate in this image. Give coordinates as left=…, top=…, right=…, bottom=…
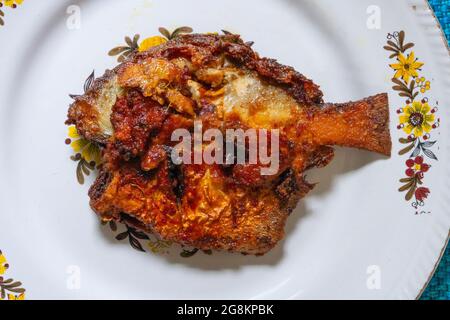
left=0, top=0, right=449, bottom=300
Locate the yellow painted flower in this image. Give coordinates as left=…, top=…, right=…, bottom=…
left=399, top=101, right=435, bottom=137
left=8, top=293, right=25, bottom=300
left=416, top=77, right=431, bottom=93
left=67, top=126, right=101, bottom=164
left=421, top=80, right=431, bottom=93
left=390, top=52, right=424, bottom=83
left=1, top=0, right=24, bottom=8
left=0, top=251, right=8, bottom=275
left=138, top=36, right=167, bottom=52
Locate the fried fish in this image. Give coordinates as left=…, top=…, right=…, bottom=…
left=66, top=34, right=391, bottom=255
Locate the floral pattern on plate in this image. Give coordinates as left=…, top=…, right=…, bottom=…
left=384, top=31, right=440, bottom=214
left=0, top=250, right=26, bottom=300
left=0, top=0, right=23, bottom=26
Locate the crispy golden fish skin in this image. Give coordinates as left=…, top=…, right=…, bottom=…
left=67, top=34, right=391, bottom=255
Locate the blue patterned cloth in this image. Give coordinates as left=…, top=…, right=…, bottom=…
left=420, top=0, right=450, bottom=300
left=429, top=0, right=450, bottom=46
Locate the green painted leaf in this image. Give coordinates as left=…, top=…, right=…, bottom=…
left=172, top=26, right=193, bottom=38
left=125, top=36, right=133, bottom=47
left=76, top=161, right=85, bottom=185
left=132, top=34, right=140, bottom=47
left=399, top=137, right=415, bottom=144
left=129, top=236, right=145, bottom=252
left=410, top=145, right=421, bottom=158
left=399, top=142, right=415, bottom=155
left=387, top=40, right=400, bottom=50
left=423, top=148, right=438, bottom=161
left=383, top=45, right=397, bottom=52
left=403, top=43, right=414, bottom=51
left=399, top=180, right=414, bottom=192
left=180, top=248, right=198, bottom=258
left=421, top=141, right=436, bottom=148
left=398, top=31, right=405, bottom=48
left=108, top=46, right=129, bottom=56
left=130, top=228, right=150, bottom=240
left=6, top=287, right=25, bottom=294
left=81, top=162, right=90, bottom=176
left=109, top=221, right=117, bottom=232
left=83, top=70, right=95, bottom=93
left=159, top=27, right=171, bottom=39
left=405, top=185, right=416, bottom=201
left=115, top=232, right=128, bottom=241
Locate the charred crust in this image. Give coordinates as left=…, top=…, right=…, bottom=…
left=306, top=146, right=335, bottom=170
left=129, top=34, right=323, bottom=104
left=88, top=170, right=112, bottom=201
left=66, top=69, right=118, bottom=143
left=110, top=89, right=168, bottom=160
left=67, top=34, right=324, bottom=145
left=275, top=169, right=300, bottom=209
left=68, top=33, right=391, bottom=256
left=120, top=212, right=153, bottom=233
left=366, top=93, right=391, bottom=156
left=221, top=38, right=323, bottom=104
left=166, top=146, right=185, bottom=202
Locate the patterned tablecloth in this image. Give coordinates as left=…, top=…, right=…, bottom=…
left=420, top=0, right=450, bottom=301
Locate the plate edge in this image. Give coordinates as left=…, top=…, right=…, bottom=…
left=412, top=0, right=450, bottom=301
